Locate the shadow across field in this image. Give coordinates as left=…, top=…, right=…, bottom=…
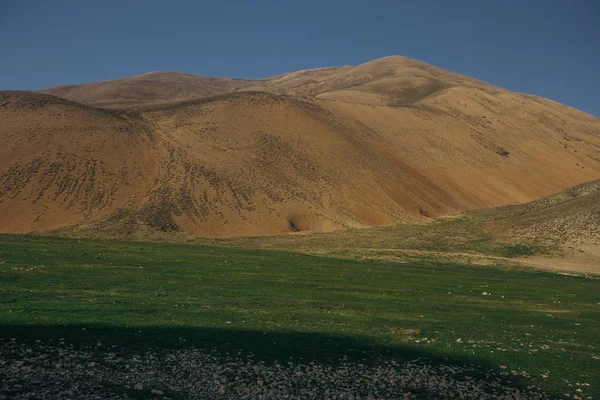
left=3, top=234, right=595, bottom=397
left=1, top=324, right=543, bottom=395
left=2, top=323, right=468, bottom=363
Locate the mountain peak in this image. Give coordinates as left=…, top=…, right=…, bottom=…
left=2, top=57, right=598, bottom=238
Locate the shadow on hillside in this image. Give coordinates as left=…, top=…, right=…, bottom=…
left=0, top=323, right=550, bottom=397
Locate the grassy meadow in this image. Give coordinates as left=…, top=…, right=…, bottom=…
left=0, top=234, right=598, bottom=398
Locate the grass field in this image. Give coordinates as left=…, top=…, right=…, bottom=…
left=1, top=234, right=599, bottom=398
left=198, top=214, right=550, bottom=265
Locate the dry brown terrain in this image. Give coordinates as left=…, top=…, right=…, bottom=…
left=207, top=179, right=600, bottom=274
left=2, top=56, right=600, bottom=239
left=479, top=179, right=600, bottom=246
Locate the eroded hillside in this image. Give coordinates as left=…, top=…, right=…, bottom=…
left=2, top=56, right=599, bottom=237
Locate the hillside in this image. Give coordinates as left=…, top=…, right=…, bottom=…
left=40, top=71, right=260, bottom=109
left=208, top=179, right=600, bottom=274
left=479, top=179, right=600, bottom=272
left=39, top=56, right=501, bottom=108
left=480, top=179, right=600, bottom=245
left=0, top=91, right=155, bottom=232
left=2, top=56, right=600, bottom=238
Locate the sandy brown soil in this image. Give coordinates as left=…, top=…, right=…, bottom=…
left=2, top=56, right=599, bottom=239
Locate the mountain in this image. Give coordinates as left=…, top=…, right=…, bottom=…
left=38, top=56, right=498, bottom=108
left=0, top=91, right=155, bottom=233
left=2, top=56, right=600, bottom=238
left=40, top=71, right=259, bottom=109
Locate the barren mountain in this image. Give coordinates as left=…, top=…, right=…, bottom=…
left=39, top=66, right=353, bottom=109
left=39, top=56, right=495, bottom=108
left=40, top=71, right=259, bottom=109
left=2, top=56, right=600, bottom=238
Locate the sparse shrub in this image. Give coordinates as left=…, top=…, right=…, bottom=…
left=502, top=244, right=535, bottom=257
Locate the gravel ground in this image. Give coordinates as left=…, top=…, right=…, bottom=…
left=0, top=338, right=552, bottom=399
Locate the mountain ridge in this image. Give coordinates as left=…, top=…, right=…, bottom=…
left=1, top=55, right=599, bottom=238
left=38, top=56, right=504, bottom=108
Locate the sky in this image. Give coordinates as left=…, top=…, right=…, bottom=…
left=1, top=0, right=599, bottom=116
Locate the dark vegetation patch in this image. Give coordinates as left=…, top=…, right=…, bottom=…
left=0, top=156, right=122, bottom=216
left=139, top=90, right=288, bottom=112
left=138, top=187, right=182, bottom=232
left=388, top=79, right=449, bottom=106
left=502, top=244, right=536, bottom=258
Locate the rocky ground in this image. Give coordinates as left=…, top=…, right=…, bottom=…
left=0, top=338, right=554, bottom=399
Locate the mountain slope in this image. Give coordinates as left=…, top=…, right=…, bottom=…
left=2, top=56, right=600, bottom=238
left=481, top=179, right=600, bottom=245
left=0, top=91, right=155, bottom=232
left=202, top=179, right=600, bottom=275
left=40, top=71, right=260, bottom=109
left=37, top=56, right=497, bottom=108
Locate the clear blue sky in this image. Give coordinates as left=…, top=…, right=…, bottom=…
left=1, top=0, right=599, bottom=116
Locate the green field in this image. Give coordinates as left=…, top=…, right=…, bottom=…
left=1, top=234, right=598, bottom=398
